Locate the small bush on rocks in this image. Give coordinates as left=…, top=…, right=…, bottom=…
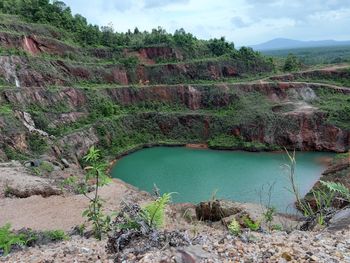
left=228, top=218, right=241, bottom=236
left=243, top=216, right=260, bottom=231
left=106, top=201, right=203, bottom=261
left=44, top=230, right=69, bottom=241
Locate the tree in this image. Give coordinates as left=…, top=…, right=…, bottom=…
left=283, top=53, right=302, bottom=72
left=173, top=28, right=195, bottom=49
left=208, top=37, right=235, bottom=56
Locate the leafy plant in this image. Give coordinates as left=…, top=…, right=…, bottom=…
left=243, top=216, right=260, bottom=231
left=283, top=53, right=302, bottom=72
left=283, top=149, right=315, bottom=217
left=228, top=218, right=241, bottom=236
left=263, top=207, right=276, bottom=227
left=28, top=133, right=48, bottom=155
left=0, top=224, right=24, bottom=256
left=310, top=188, right=335, bottom=226
left=44, top=230, right=69, bottom=241
left=142, top=193, right=172, bottom=228
left=272, top=224, right=283, bottom=231
left=258, top=182, right=277, bottom=231
left=39, top=162, right=54, bottom=173
left=81, top=146, right=112, bottom=240
left=320, top=181, right=350, bottom=202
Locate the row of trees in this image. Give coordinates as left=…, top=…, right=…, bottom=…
left=0, top=0, right=236, bottom=56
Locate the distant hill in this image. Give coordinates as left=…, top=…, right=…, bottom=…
left=250, top=38, right=350, bottom=51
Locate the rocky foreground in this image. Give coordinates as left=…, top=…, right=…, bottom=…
left=2, top=226, right=349, bottom=262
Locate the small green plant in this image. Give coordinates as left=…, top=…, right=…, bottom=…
left=21, top=230, right=38, bottom=247
left=4, top=185, right=12, bottom=197
left=0, top=224, right=24, bottom=256
left=258, top=182, right=277, bottom=231
left=243, top=216, right=260, bottom=231
left=75, top=224, right=86, bottom=237
left=44, top=230, right=69, bottom=241
left=40, top=162, right=54, bottom=173
left=263, top=206, right=276, bottom=228
left=31, top=167, right=42, bottom=176
left=28, top=133, right=48, bottom=155
left=284, top=149, right=314, bottom=216
left=81, top=146, right=112, bottom=240
left=320, top=181, right=350, bottom=202
left=272, top=224, right=283, bottom=231
left=59, top=176, right=82, bottom=193
left=142, top=193, right=172, bottom=228
left=0, top=104, right=12, bottom=114
left=228, top=218, right=241, bottom=236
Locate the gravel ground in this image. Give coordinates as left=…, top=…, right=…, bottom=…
left=2, top=227, right=349, bottom=263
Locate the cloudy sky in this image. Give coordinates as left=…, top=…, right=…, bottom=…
left=64, top=0, right=350, bottom=46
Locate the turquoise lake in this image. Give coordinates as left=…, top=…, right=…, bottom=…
left=111, top=147, right=334, bottom=212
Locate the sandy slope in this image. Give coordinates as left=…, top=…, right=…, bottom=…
left=0, top=179, right=150, bottom=231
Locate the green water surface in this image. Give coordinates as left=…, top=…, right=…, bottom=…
left=111, top=147, right=333, bottom=212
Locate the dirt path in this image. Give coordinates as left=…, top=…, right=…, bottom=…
left=0, top=179, right=151, bottom=231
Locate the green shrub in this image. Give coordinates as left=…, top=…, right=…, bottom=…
left=44, top=230, right=69, bottom=241
left=272, top=224, right=283, bottom=231
left=28, top=133, right=48, bottom=155
left=40, top=162, right=54, bottom=173
left=313, top=89, right=350, bottom=130
left=263, top=206, right=276, bottom=228
left=334, top=152, right=350, bottom=160
left=0, top=104, right=12, bottom=114
left=208, top=134, right=271, bottom=151
left=283, top=53, right=302, bottom=72
left=0, top=224, right=24, bottom=256
left=243, top=216, right=260, bottom=231
left=228, top=218, right=240, bottom=236
left=321, top=181, right=350, bottom=202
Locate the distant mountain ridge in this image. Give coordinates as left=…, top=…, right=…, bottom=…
left=250, top=38, right=350, bottom=51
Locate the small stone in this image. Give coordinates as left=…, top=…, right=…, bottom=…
left=310, top=255, right=319, bottom=261
left=80, top=247, right=90, bottom=254
left=281, top=252, right=292, bottom=261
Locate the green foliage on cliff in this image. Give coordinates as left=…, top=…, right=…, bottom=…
left=263, top=45, right=350, bottom=65
left=0, top=104, right=12, bottom=114
left=314, top=88, right=350, bottom=130
left=28, top=133, right=48, bottom=154
left=208, top=134, right=274, bottom=151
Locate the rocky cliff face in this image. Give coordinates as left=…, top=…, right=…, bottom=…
left=0, top=25, right=348, bottom=162
left=0, top=55, right=273, bottom=87
left=1, top=80, right=349, bottom=162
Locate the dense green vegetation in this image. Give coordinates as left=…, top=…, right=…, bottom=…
left=285, top=67, right=350, bottom=88
left=313, top=88, right=350, bottom=130
left=283, top=53, right=302, bottom=72
left=0, top=0, right=264, bottom=61
left=263, top=45, right=350, bottom=65
left=208, top=134, right=276, bottom=151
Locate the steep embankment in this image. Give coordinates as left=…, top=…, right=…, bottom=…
left=1, top=81, right=349, bottom=164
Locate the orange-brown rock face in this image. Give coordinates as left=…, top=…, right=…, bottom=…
left=2, top=82, right=349, bottom=156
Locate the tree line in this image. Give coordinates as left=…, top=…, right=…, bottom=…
left=0, top=0, right=264, bottom=60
